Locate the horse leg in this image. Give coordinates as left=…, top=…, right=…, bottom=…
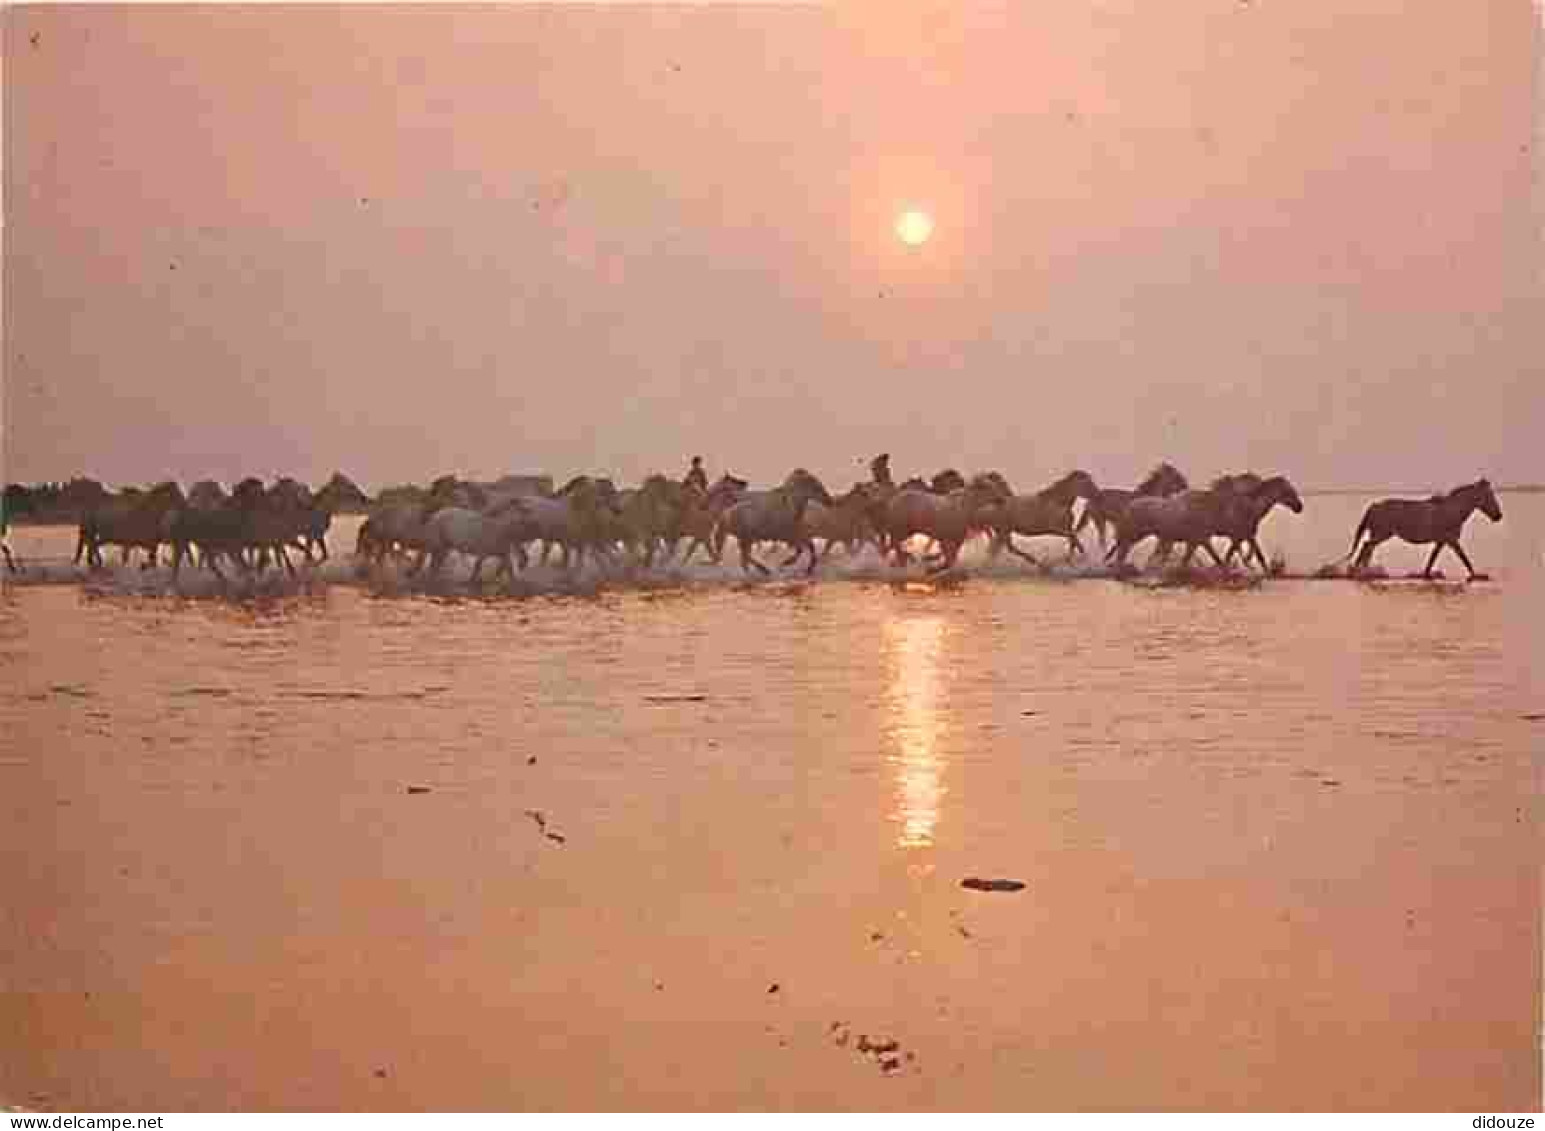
left=1421, top=543, right=1444, bottom=579
left=1202, top=540, right=1228, bottom=569
left=1066, top=532, right=1086, bottom=561
left=1003, top=534, right=1038, bottom=567
left=468, top=556, right=484, bottom=585
left=1246, top=538, right=1269, bottom=572
left=926, top=539, right=963, bottom=575
left=800, top=538, right=819, bottom=576
left=2, top=543, right=16, bottom=574
left=1448, top=539, right=1479, bottom=579
left=1353, top=534, right=1388, bottom=574
left=740, top=540, right=769, bottom=576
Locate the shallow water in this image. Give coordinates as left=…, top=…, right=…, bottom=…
left=1, top=494, right=1540, bottom=1110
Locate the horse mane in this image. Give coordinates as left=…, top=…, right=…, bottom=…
left=1210, top=471, right=1263, bottom=494
left=1426, top=479, right=1482, bottom=504
left=1137, top=462, right=1187, bottom=495
left=981, top=471, right=1013, bottom=494
left=930, top=468, right=965, bottom=493
left=782, top=468, right=826, bottom=491
left=1041, top=469, right=1093, bottom=499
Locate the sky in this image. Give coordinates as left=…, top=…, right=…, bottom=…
left=3, top=1, right=1541, bottom=492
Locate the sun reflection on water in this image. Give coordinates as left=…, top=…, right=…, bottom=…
left=884, top=615, right=947, bottom=848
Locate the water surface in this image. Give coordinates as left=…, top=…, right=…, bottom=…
left=2, top=494, right=1539, bottom=1110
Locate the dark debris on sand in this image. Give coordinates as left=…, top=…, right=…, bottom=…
left=830, top=1023, right=913, bottom=1075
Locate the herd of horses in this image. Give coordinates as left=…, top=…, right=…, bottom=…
left=0, top=456, right=1507, bottom=589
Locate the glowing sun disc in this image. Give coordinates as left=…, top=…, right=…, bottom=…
left=896, top=210, right=934, bottom=246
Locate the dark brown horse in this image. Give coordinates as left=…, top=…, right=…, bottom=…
left=1074, top=463, right=1190, bottom=550
left=1210, top=474, right=1305, bottom=570
left=881, top=474, right=1012, bottom=575
left=1347, top=478, right=1502, bottom=579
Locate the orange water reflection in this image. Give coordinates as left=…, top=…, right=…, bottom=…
left=884, top=615, right=947, bottom=848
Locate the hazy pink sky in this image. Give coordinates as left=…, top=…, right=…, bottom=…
left=4, top=2, right=1541, bottom=491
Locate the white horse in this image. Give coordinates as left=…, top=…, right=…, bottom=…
left=518, top=492, right=618, bottom=574
left=713, top=469, right=834, bottom=576
left=419, top=501, right=533, bottom=584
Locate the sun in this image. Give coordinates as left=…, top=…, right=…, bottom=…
left=896, top=209, right=934, bottom=246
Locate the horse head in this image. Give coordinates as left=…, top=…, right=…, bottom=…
left=269, top=478, right=314, bottom=509
left=232, top=477, right=267, bottom=505
left=1472, top=478, right=1503, bottom=522
left=1138, top=462, right=1189, bottom=497
left=429, top=474, right=463, bottom=498
left=930, top=468, right=966, bottom=494
left=705, top=474, right=747, bottom=510
left=966, top=472, right=1013, bottom=505
left=1257, top=476, right=1304, bottom=514
left=978, top=471, right=1014, bottom=499
left=1062, top=469, right=1100, bottom=500
left=783, top=468, right=834, bottom=507
left=1042, top=470, right=1096, bottom=504
left=146, top=481, right=187, bottom=509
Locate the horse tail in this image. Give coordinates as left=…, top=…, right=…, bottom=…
left=1341, top=506, right=1374, bottom=562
